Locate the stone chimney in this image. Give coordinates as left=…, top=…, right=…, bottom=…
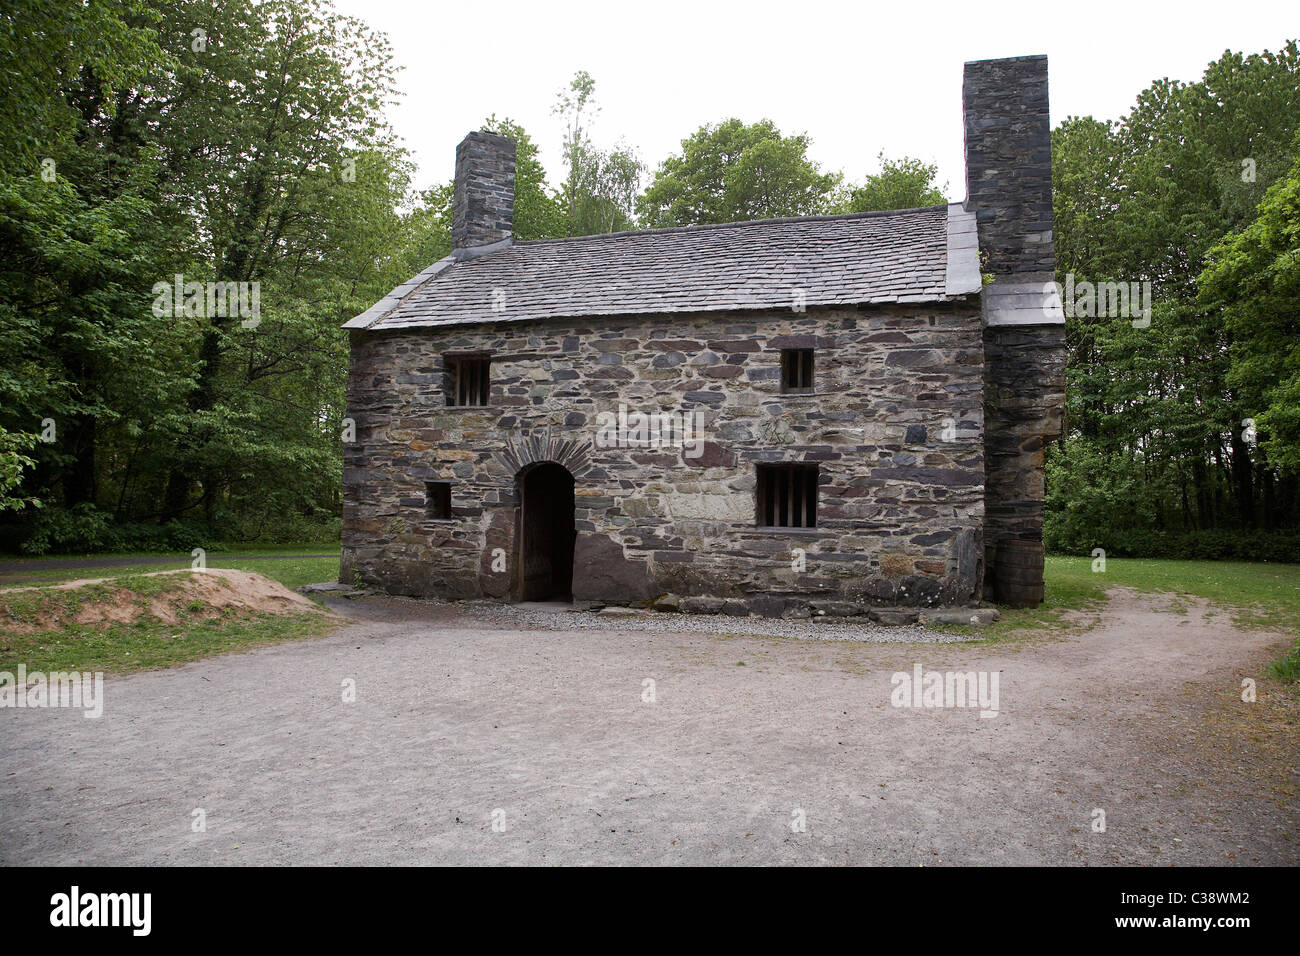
left=452, top=131, right=515, bottom=252
left=962, top=55, right=1055, bottom=282
left=963, top=55, right=1066, bottom=607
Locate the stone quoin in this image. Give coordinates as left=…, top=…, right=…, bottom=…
left=340, top=55, right=1066, bottom=614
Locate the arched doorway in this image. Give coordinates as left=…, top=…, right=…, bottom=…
left=515, top=462, right=576, bottom=601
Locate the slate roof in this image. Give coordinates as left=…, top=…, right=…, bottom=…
left=345, top=203, right=983, bottom=332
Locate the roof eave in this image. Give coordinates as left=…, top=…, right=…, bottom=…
left=341, top=238, right=516, bottom=330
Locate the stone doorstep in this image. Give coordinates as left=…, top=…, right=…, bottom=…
left=299, top=582, right=375, bottom=600
left=917, top=607, right=1001, bottom=627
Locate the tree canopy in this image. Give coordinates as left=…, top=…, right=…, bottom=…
left=637, top=119, right=842, bottom=227
left=830, top=153, right=947, bottom=213
left=1045, top=40, right=1300, bottom=558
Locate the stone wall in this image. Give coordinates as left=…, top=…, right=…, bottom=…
left=342, top=303, right=988, bottom=610
left=981, top=323, right=1067, bottom=599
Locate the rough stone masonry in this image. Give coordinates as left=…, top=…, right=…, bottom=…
left=340, top=55, right=1066, bottom=616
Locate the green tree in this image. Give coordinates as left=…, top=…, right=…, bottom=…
left=0, top=0, right=161, bottom=170
left=553, top=72, right=644, bottom=236
left=0, top=0, right=421, bottom=551
left=0, top=427, right=39, bottom=512
left=482, top=116, right=567, bottom=240
left=147, top=0, right=410, bottom=522
left=830, top=153, right=947, bottom=213
left=637, top=119, right=841, bottom=227
left=1200, top=146, right=1300, bottom=473
left=1047, top=40, right=1300, bottom=548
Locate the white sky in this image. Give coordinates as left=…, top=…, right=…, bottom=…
left=331, top=0, right=1298, bottom=199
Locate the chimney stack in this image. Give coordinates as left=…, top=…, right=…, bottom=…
left=962, top=55, right=1055, bottom=282
left=452, top=131, right=515, bottom=251
left=964, top=55, right=1066, bottom=608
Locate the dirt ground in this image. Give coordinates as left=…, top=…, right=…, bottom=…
left=0, top=569, right=323, bottom=633
left=1, top=587, right=1296, bottom=865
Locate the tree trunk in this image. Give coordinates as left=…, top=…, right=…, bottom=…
left=1229, top=427, right=1254, bottom=528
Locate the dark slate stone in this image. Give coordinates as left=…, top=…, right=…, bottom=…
left=571, top=533, right=657, bottom=604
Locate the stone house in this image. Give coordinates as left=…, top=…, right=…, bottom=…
left=340, top=55, right=1066, bottom=615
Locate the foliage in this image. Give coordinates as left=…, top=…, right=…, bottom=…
left=482, top=116, right=568, bottom=240
left=0, top=427, right=39, bottom=512
left=0, top=0, right=443, bottom=551
left=552, top=72, right=645, bottom=235
left=829, top=152, right=947, bottom=213
left=1048, top=41, right=1300, bottom=552
left=7, top=3, right=1299, bottom=567
left=637, top=118, right=841, bottom=227
left=1199, top=147, right=1300, bottom=473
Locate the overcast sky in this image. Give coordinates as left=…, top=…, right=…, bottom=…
left=331, top=0, right=1298, bottom=200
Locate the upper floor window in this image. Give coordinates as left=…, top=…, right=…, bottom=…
left=425, top=481, right=452, bottom=519
left=780, top=348, right=814, bottom=393
left=446, top=354, right=491, bottom=407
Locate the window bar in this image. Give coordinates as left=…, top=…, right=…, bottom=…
left=795, top=469, right=801, bottom=527
left=804, top=469, right=813, bottom=527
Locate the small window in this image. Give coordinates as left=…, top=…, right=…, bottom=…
left=425, top=481, right=452, bottom=519
left=780, top=348, right=814, bottom=393
left=756, top=464, right=818, bottom=528
left=447, top=355, right=491, bottom=407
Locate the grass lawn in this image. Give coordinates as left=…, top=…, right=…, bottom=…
left=1046, top=556, right=1300, bottom=631
left=0, top=541, right=339, bottom=562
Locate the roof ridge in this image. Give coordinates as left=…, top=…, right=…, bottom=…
left=515, top=204, right=950, bottom=247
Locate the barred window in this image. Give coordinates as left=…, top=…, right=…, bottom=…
left=446, top=355, right=491, bottom=407
left=780, top=348, right=815, bottom=393
left=756, top=464, right=818, bottom=528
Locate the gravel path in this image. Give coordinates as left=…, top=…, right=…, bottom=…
left=2, top=588, right=1295, bottom=865
left=397, top=598, right=974, bottom=643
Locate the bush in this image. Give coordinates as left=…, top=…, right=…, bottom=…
left=5, top=504, right=339, bottom=556
left=15, top=505, right=221, bottom=556
left=1044, top=441, right=1300, bottom=563
left=20, top=503, right=118, bottom=555
left=214, top=511, right=341, bottom=547
left=1046, top=526, right=1300, bottom=563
